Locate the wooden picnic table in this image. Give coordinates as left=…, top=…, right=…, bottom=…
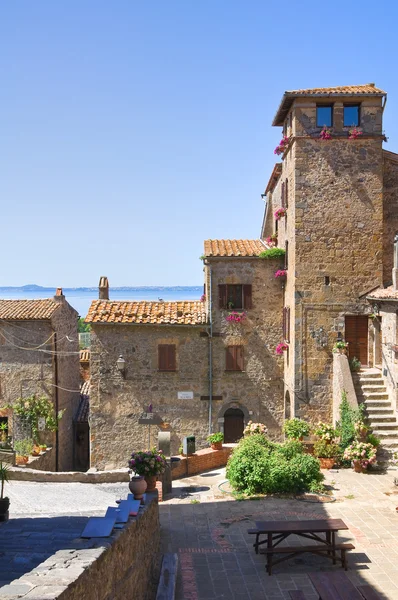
left=248, top=519, right=354, bottom=575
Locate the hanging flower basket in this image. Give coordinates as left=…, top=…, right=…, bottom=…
left=274, top=208, right=286, bottom=220
left=274, top=135, right=290, bottom=156
left=266, top=234, right=278, bottom=247
left=200, top=294, right=206, bottom=302
left=275, top=342, right=289, bottom=355
left=274, top=269, right=287, bottom=279
left=348, top=127, right=362, bottom=139
left=226, top=311, right=246, bottom=324
left=320, top=126, right=332, bottom=140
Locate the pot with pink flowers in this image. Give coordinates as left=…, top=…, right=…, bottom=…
left=128, top=448, right=167, bottom=494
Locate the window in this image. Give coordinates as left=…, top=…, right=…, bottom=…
left=285, top=241, right=289, bottom=270
left=344, top=104, right=360, bottom=127
left=283, top=307, right=290, bottom=342
left=218, top=284, right=252, bottom=309
left=316, top=105, right=333, bottom=127
left=281, top=181, right=285, bottom=208
left=226, top=346, right=244, bottom=371
left=285, top=178, right=289, bottom=209
left=158, top=344, right=176, bottom=371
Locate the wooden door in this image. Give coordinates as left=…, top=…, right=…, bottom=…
left=345, top=316, right=369, bottom=366
left=224, top=408, right=244, bottom=443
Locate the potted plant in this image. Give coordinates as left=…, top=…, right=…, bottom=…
left=226, top=311, right=246, bottom=323
left=283, top=418, right=310, bottom=441
left=348, top=126, right=362, bottom=139
left=349, top=357, right=361, bottom=372
left=266, top=234, right=278, bottom=247
left=274, top=208, right=286, bottom=220
left=128, top=448, right=167, bottom=494
left=0, top=423, right=8, bottom=444
left=274, top=135, right=290, bottom=156
left=313, top=422, right=337, bottom=443
left=207, top=432, right=224, bottom=450
left=320, top=126, right=332, bottom=140
left=39, top=444, right=47, bottom=453
left=313, top=440, right=339, bottom=469
left=0, top=462, right=10, bottom=522
left=14, top=439, right=33, bottom=465
left=333, top=340, right=348, bottom=354
left=343, top=441, right=377, bottom=472
left=275, top=342, right=289, bottom=355
left=243, top=421, right=268, bottom=437
left=274, top=269, right=287, bottom=279
left=354, top=420, right=370, bottom=441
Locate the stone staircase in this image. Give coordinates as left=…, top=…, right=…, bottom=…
left=353, top=368, right=398, bottom=456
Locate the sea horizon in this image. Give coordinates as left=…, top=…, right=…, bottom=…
left=0, top=285, right=203, bottom=318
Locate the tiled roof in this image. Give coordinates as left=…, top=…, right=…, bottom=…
left=85, top=300, right=207, bottom=325
left=80, top=349, right=90, bottom=362
left=264, top=164, right=283, bottom=196
left=204, top=239, right=265, bottom=257
left=273, top=83, right=386, bottom=126
left=367, top=286, right=398, bottom=301
left=0, top=299, right=60, bottom=320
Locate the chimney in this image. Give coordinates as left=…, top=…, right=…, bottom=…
left=54, top=287, right=64, bottom=302
left=99, top=276, right=109, bottom=300
left=393, top=235, right=398, bottom=291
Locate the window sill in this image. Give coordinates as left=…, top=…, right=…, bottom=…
left=225, top=370, right=245, bottom=373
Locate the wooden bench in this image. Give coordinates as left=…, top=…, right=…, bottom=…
left=259, top=542, right=354, bottom=575
left=357, top=585, right=382, bottom=600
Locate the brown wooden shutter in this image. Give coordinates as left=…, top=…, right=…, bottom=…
left=243, top=285, right=252, bottom=309
left=236, top=346, right=244, bottom=371
left=226, top=346, right=234, bottom=371
left=285, top=241, right=288, bottom=270
left=219, top=284, right=227, bottom=309
left=281, top=181, right=285, bottom=208
left=167, top=345, right=176, bottom=370
left=158, top=345, right=167, bottom=370
left=158, top=344, right=176, bottom=371
left=283, top=307, right=290, bottom=342
left=283, top=307, right=286, bottom=340
left=285, top=178, right=289, bottom=209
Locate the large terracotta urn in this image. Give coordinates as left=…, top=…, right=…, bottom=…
left=129, top=476, right=147, bottom=499
left=144, top=475, right=157, bottom=492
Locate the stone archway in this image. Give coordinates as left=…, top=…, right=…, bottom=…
left=217, top=401, right=250, bottom=443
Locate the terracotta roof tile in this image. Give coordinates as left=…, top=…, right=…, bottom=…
left=85, top=300, right=207, bottom=325
left=0, top=299, right=60, bottom=320
left=273, top=83, right=386, bottom=126
left=367, top=286, right=398, bottom=301
left=204, top=239, right=265, bottom=257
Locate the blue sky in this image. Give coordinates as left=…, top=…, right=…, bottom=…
left=1, top=1, right=397, bottom=287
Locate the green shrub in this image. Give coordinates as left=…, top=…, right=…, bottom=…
left=313, top=440, right=339, bottom=459
left=207, top=432, right=224, bottom=444
left=226, top=434, right=323, bottom=496
left=259, top=248, right=286, bottom=259
left=283, top=418, right=310, bottom=439
left=366, top=433, right=381, bottom=448
left=14, top=438, right=34, bottom=457
left=349, top=356, right=361, bottom=372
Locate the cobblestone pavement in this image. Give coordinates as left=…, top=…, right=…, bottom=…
left=160, top=467, right=398, bottom=600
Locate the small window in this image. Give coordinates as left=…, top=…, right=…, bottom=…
left=285, top=178, right=289, bottom=210
left=316, top=105, right=333, bottom=127
left=344, top=105, right=360, bottom=127
left=226, top=346, right=244, bottom=371
left=285, top=241, right=289, bottom=270
left=283, top=307, right=290, bottom=342
left=158, top=344, right=176, bottom=371
left=218, top=284, right=252, bottom=309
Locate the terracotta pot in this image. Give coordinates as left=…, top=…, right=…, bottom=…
left=15, top=455, right=29, bottom=466
left=144, top=475, right=157, bottom=492
left=353, top=461, right=367, bottom=473
left=318, top=457, right=335, bottom=469
left=211, top=442, right=223, bottom=451
left=129, top=476, right=147, bottom=500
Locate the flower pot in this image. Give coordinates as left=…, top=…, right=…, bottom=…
left=129, top=476, right=147, bottom=500
left=318, top=457, right=335, bottom=469
left=211, top=442, right=223, bottom=451
left=0, top=497, right=10, bottom=522
left=15, top=455, right=29, bottom=466
left=144, top=475, right=157, bottom=492
left=353, top=461, right=367, bottom=473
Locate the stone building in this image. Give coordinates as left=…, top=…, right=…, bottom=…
left=0, top=290, right=80, bottom=470
left=87, top=83, right=398, bottom=469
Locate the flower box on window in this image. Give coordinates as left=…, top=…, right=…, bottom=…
left=274, top=208, right=286, bottom=220
left=320, top=126, right=332, bottom=140
left=274, top=135, right=290, bottom=156
left=275, top=342, right=289, bottom=355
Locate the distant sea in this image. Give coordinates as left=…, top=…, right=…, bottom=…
left=0, top=285, right=203, bottom=318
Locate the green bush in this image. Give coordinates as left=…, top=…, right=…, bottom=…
left=226, top=434, right=323, bottom=495
left=283, top=418, right=310, bottom=439
left=259, top=248, right=286, bottom=259
left=207, top=432, right=224, bottom=444
left=313, top=440, right=339, bottom=459
left=14, top=438, right=33, bottom=457
left=336, top=392, right=367, bottom=465
left=366, top=433, right=381, bottom=448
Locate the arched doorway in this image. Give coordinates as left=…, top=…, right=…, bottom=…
left=224, top=408, right=244, bottom=443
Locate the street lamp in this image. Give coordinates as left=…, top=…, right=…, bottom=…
left=116, top=354, right=126, bottom=378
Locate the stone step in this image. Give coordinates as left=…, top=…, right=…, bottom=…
left=360, top=385, right=387, bottom=392
left=371, top=429, right=398, bottom=438
left=366, top=408, right=395, bottom=416
left=363, top=392, right=390, bottom=400
left=368, top=416, right=397, bottom=423
left=375, top=438, right=398, bottom=449
left=357, top=372, right=384, bottom=379
left=369, top=421, right=398, bottom=429
left=364, top=399, right=392, bottom=408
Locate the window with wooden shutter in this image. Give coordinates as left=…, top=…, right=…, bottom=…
left=218, top=284, right=227, bottom=309
left=281, top=181, right=285, bottom=208
left=285, top=178, right=289, bottom=209
left=285, top=241, right=288, bottom=270
left=243, top=285, right=252, bottom=309
left=158, top=344, right=176, bottom=371
left=226, top=346, right=244, bottom=371
left=283, top=307, right=290, bottom=342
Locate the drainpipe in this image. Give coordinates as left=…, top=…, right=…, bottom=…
left=208, top=264, right=213, bottom=435
left=54, top=332, right=59, bottom=472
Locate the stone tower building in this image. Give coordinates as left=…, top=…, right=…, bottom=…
left=262, top=84, right=390, bottom=421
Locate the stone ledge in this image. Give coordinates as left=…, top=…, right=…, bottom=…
left=170, top=445, right=233, bottom=479
left=8, top=467, right=129, bottom=483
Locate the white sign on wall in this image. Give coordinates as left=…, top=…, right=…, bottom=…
left=178, top=391, right=194, bottom=400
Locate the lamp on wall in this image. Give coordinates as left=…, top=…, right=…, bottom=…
left=116, top=354, right=126, bottom=378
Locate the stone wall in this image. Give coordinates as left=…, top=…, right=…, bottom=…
left=26, top=446, right=56, bottom=471
left=377, top=304, right=398, bottom=411
left=206, top=257, right=284, bottom=438
left=383, top=151, right=398, bottom=285
left=170, top=446, right=233, bottom=479
left=89, top=324, right=209, bottom=469
left=332, top=353, right=358, bottom=425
